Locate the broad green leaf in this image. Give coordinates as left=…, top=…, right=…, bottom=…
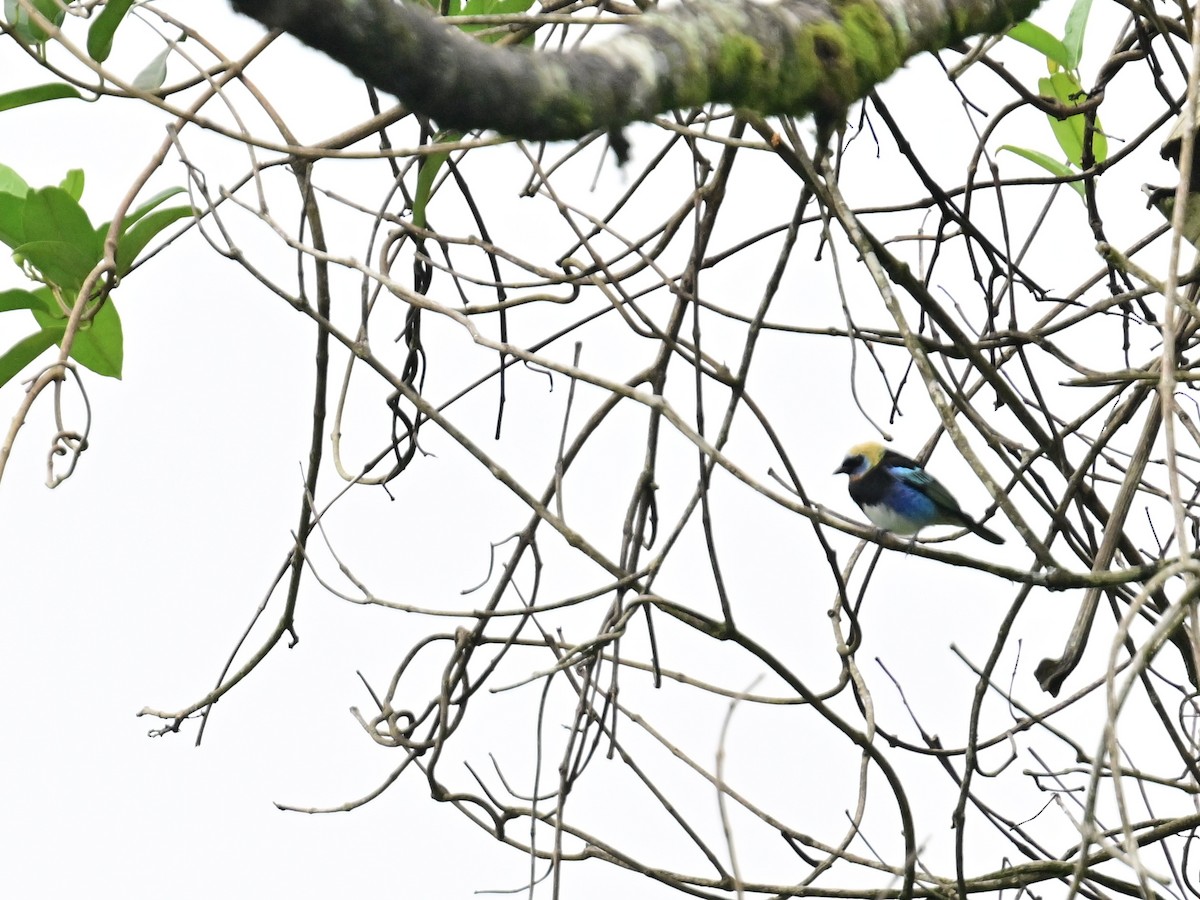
left=0, top=166, right=32, bottom=249
left=0, top=326, right=63, bottom=390
left=29, top=294, right=63, bottom=324
left=115, top=204, right=193, bottom=274
left=87, top=0, right=135, bottom=62
left=1063, top=0, right=1094, bottom=70
left=23, top=187, right=100, bottom=262
left=4, top=0, right=66, bottom=44
left=59, top=169, right=85, bottom=202
left=15, top=240, right=98, bottom=294
left=1007, top=22, right=1073, bottom=71
left=0, top=287, right=49, bottom=312
left=0, top=192, right=25, bottom=248
left=68, top=300, right=123, bottom=378
left=0, top=83, right=82, bottom=112
left=998, top=145, right=1085, bottom=197
left=132, top=44, right=172, bottom=91
left=93, top=222, right=109, bottom=258
left=1039, top=73, right=1107, bottom=167
left=31, top=295, right=122, bottom=377
left=0, top=163, right=30, bottom=198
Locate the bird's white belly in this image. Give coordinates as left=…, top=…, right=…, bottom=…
left=861, top=502, right=920, bottom=533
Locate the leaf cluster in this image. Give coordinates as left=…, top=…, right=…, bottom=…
left=0, top=163, right=191, bottom=387
left=1003, top=0, right=1108, bottom=195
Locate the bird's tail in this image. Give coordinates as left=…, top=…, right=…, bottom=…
left=968, top=518, right=1005, bottom=545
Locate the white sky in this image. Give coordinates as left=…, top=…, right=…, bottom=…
left=1, top=0, right=1191, bottom=897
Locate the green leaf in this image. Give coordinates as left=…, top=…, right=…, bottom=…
left=15, top=240, right=98, bottom=294
left=123, top=186, right=186, bottom=228
left=29, top=296, right=61, bottom=324
left=0, top=287, right=50, bottom=313
left=1038, top=72, right=1107, bottom=167
left=59, top=169, right=85, bottom=202
left=33, top=297, right=122, bottom=376
left=1007, top=22, right=1073, bottom=71
left=0, top=82, right=83, bottom=113
left=96, top=188, right=187, bottom=253
left=0, top=326, right=63, bottom=389
left=132, top=44, right=172, bottom=91
left=4, top=0, right=66, bottom=44
left=458, top=0, right=536, bottom=17
left=115, top=204, right=193, bottom=275
left=87, top=0, right=136, bottom=62
left=68, top=300, right=123, bottom=378
left=998, top=145, right=1085, bottom=197
left=413, top=133, right=462, bottom=229
left=456, top=0, right=536, bottom=42
left=1063, top=0, right=1094, bottom=70
left=413, top=146, right=452, bottom=231
left=23, top=187, right=100, bottom=262
left=0, top=192, right=26, bottom=249
left=0, top=163, right=30, bottom=198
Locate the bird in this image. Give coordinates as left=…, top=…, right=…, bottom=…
left=1144, top=183, right=1200, bottom=250
left=835, top=442, right=1004, bottom=545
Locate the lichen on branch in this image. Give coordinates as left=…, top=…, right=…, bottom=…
left=229, top=0, right=1043, bottom=140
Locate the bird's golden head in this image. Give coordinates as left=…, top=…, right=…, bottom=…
left=835, top=442, right=887, bottom=477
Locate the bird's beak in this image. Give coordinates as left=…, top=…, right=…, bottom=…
left=834, top=461, right=850, bottom=475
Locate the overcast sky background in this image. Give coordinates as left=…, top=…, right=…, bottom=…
left=0, top=0, right=1183, bottom=897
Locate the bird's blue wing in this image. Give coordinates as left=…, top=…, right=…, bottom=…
left=890, top=464, right=931, bottom=489
left=889, top=464, right=963, bottom=514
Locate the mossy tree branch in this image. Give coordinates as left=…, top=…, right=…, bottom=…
left=228, top=0, right=1044, bottom=141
